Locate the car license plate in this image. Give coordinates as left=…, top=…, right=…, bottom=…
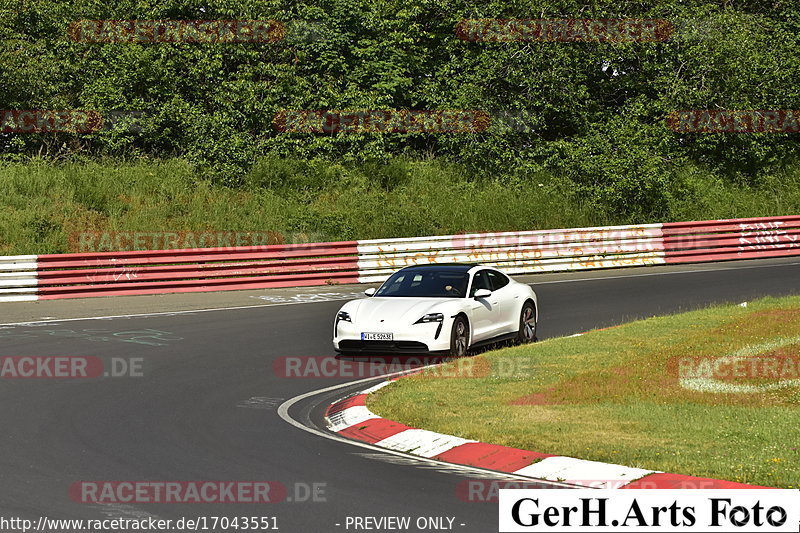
left=361, top=332, right=393, bottom=341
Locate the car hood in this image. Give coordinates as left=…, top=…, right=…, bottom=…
left=348, top=297, right=456, bottom=327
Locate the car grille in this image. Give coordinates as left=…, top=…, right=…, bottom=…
left=337, top=340, right=429, bottom=353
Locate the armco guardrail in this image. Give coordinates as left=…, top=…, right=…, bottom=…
left=355, top=223, right=664, bottom=283
left=0, top=243, right=360, bottom=302
left=662, top=215, right=800, bottom=264
left=0, top=255, right=38, bottom=302
left=0, top=215, right=797, bottom=302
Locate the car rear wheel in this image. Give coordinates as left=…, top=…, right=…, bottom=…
left=449, top=316, right=469, bottom=357
left=517, top=302, right=537, bottom=343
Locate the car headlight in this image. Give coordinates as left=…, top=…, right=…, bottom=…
left=337, top=311, right=352, bottom=322
left=414, top=313, right=443, bottom=324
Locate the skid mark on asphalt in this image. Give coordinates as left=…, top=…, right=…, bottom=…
left=250, top=292, right=366, bottom=304
left=90, top=503, right=163, bottom=521
left=0, top=326, right=182, bottom=346
left=237, top=397, right=284, bottom=410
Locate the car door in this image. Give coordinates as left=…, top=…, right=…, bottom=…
left=468, top=270, right=502, bottom=340
left=485, top=269, right=517, bottom=333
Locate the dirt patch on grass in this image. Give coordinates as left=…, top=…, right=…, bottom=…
left=510, top=329, right=800, bottom=408
left=509, top=387, right=563, bottom=406
left=508, top=362, right=673, bottom=406
left=715, top=308, right=800, bottom=338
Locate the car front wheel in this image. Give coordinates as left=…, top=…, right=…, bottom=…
left=449, top=316, right=469, bottom=357
left=517, top=302, right=537, bottom=343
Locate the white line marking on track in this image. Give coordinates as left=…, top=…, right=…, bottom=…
left=276, top=374, right=577, bottom=487
left=0, top=300, right=345, bottom=326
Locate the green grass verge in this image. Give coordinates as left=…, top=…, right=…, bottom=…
left=2, top=157, right=800, bottom=254
left=368, top=296, right=800, bottom=488
left=0, top=157, right=602, bottom=255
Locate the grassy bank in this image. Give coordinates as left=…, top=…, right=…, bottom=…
left=369, top=296, right=800, bottom=487
left=2, top=157, right=800, bottom=255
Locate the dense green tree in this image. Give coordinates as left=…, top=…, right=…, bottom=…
left=1, top=0, right=799, bottom=216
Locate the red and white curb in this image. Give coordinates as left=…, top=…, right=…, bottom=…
left=326, top=381, right=770, bottom=490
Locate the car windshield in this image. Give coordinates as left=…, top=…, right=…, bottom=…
left=374, top=269, right=470, bottom=298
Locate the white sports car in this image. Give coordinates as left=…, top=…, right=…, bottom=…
left=333, top=263, right=538, bottom=357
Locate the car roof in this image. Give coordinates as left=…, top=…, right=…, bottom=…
left=398, top=263, right=485, bottom=273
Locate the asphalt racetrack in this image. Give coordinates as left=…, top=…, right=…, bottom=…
left=0, top=259, right=798, bottom=532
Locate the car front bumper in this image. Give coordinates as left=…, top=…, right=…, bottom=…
left=333, top=319, right=451, bottom=353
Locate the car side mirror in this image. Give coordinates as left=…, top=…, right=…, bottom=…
left=364, top=287, right=376, bottom=297
left=473, top=288, right=492, bottom=299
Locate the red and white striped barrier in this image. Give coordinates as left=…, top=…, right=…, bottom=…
left=663, top=215, right=800, bottom=264
left=1, top=215, right=797, bottom=301
left=0, top=255, right=38, bottom=302
left=0, top=243, right=360, bottom=302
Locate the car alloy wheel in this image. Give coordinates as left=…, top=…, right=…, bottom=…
left=450, top=316, right=469, bottom=357
left=518, top=302, right=537, bottom=343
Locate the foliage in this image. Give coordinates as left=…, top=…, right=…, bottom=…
left=2, top=0, right=800, bottom=215
left=2, top=157, right=800, bottom=254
